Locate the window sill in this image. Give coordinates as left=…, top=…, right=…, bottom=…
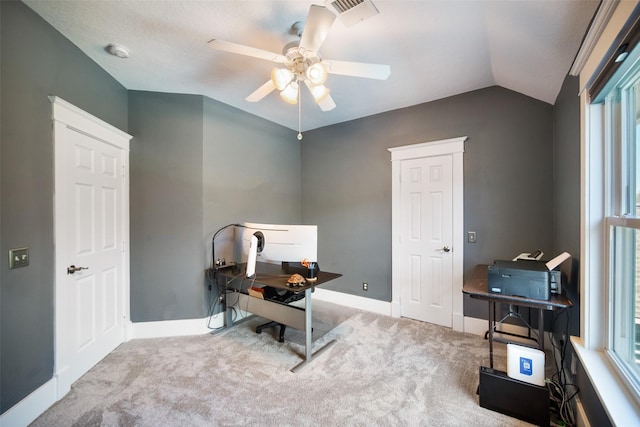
left=571, top=336, right=640, bottom=425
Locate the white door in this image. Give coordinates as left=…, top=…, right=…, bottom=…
left=389, top=137, right=466, bottom=331
left=399, top=155, right=453, bottom=326
left=51, top=97, right=132, bottom=397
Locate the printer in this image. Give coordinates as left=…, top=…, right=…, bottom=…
left=488, top=260, right=562, bottom=300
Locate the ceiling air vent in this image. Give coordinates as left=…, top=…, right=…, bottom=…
left=325, top=0, right=379, bottom=27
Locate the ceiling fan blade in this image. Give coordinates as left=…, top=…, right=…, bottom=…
left=322, top=59, right=391, bottom=80
left=318, top=94, right=336, bottom=112
left=299, top=5, right=336, bottom=53
left=246, top=80, right=276, bottom=102
left=208, top=39, right=286, bottom=63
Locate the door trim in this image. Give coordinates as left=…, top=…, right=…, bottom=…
left=50, top=96, right=132, bottom=397
left=388, top=136, right=466, bottom=331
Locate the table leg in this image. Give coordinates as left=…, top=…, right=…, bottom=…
left=538, top=308, right=544, bottom=352
left=488, top=301, right=495, bottom=368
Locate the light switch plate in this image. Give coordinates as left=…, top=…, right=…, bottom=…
left=9, top=247, right=29, bottom=269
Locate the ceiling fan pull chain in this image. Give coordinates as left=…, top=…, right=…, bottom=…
left=297, top=86, right=303, bottom=140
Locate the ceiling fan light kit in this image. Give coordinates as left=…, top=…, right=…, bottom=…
left=208, top=3, right=389, bottom=137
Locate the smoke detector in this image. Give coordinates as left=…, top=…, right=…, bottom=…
left=106, top=43, right=130, bottom=59
left=324, top=0, right=379, bottom=27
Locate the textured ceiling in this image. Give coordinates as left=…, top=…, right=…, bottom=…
left=23, top=0, right=600, bottom=133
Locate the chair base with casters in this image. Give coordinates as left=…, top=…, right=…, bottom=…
left=256, top=320, right=286, bottom=342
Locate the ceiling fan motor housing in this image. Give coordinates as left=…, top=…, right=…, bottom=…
left=283, top=44, right=324, bottom=83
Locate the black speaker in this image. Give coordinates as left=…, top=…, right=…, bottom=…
left=478, top=366, right=550, bottom=426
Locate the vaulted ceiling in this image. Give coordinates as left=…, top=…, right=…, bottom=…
left=23, top=0, right=600, bottom=132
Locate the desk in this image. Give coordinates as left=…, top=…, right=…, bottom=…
left=462, top=264, right=572, bottom=368
left=215, top=261, right=342, bottom=372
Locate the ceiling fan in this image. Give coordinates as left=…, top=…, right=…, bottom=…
left=208, top=4, right=390, bottom=112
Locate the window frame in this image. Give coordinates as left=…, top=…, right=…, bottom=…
left=603, top=67, right=640, bottom=400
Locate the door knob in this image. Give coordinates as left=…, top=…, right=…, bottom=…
left=442, top=246, right=451, bottom=252
left=67, top=265, right=89, bottom=275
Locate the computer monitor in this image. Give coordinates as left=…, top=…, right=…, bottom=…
left=240, top=222, right=318, bottom=265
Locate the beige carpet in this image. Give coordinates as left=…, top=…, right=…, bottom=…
left=31, top=303, right=532, bottom=426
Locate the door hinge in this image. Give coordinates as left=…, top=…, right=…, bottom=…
left=121, top=164, right=125, bottom=178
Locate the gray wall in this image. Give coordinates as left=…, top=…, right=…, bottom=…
left=0, top=1, right=128, bottom=413
left=202, top=96, right=301, bottom=268
left=128, top=92, right=302, bottom=322
left=129, top=91, right=205, bottom=322
left=300, top=87, right=554, bottom=317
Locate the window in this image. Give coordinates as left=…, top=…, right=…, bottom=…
left=602, top=56, right=640, bottom=403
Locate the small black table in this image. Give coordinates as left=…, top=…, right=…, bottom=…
left=463, top=264, right=572, bottom=426
left=462, top=264, right=572, bottom=367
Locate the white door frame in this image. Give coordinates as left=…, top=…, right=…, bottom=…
left=389, top=136, right=466, bottom=332
left=50, top=96, right=132, bottom=397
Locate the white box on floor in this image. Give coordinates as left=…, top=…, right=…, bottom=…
left=507, top=343, right=545, bottom=386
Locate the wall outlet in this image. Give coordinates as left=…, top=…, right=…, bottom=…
left=468, top=231, right=477, bottom=243
left=362, top=282, right=368, bottom=291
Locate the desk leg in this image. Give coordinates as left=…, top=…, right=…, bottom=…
left=290, top=287, right=337, bottom=373
left=488, top=301, right=495, bottom=368
left=224, top=289, right=232, bottom=328
left=305, top=287, right=313, bottom=361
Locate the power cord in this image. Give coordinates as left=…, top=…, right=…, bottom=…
left=210, top=223, right=245, bottom=272
left=206, top=267, right=244, bottom=330
left=547, top=308, right=579, bottom=426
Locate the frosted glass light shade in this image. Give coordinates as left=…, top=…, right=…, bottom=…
left=306, top=63, right=328, bottom=85
left=280, top=82, right=299, bottom=104
left=271, top=68, right=294, bottom=90
left=308, top=84, right=330, bottom=103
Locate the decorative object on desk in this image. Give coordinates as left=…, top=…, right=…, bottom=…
left=287, top=273, right=306, bottom=287
left=306, top=261, right=318, bottom=282
left=284, top=259, right=320, bottom=278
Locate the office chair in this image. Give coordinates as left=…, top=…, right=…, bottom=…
left=255, top=287, right=307, bottom=343
left=256, top=320, right=287, bottom=342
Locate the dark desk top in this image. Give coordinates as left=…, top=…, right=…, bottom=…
left=463, top=264, right=572, bottom=311
left=216, top=261, right=342, bottom=293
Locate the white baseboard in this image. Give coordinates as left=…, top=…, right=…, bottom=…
left=128, top=290, right=392, bottom=340
left=312, top=288, right=392, bottom=316
left=129, top=316, right=222, bottom=339
left=464, top=315, right=490, bottom=336
left=0, top=378, right=57, bottom=427
left=575, top=396, right=590, bottom=427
